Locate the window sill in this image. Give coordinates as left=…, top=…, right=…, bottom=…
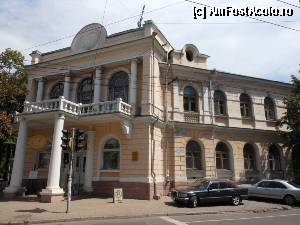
left=99, top=169, right=120, bottom=173
left=266, top=119, right=277, bottom=122
left=214, top=114, right=228, bottom=118
left=36, top=168, right=48, bottom=171
left=241, top=117, right=254, bottom=121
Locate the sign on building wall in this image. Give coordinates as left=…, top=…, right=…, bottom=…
left=175, top=148, right=184, bottom=156
left=131, top=151, right=139, bottom=161
left=113, top=188, right=123, bottom=203
left=175, top=128, right=187, bottom=137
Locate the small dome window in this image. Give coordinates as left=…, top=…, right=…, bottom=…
left=186, top=50, right=194, bottom=62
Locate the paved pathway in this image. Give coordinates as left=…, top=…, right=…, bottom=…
left=0, top=197, right=291, bottom=224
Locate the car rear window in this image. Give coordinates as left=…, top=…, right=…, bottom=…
left=270, top=181, right=287, bottom=189
left=288, top=181, right=300, bottom=188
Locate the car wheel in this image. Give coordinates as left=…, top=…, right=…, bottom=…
left=284, top=195, right=296, bottom=206
left=232, top=195, right=241, bottom=206
left=188, top=196, right=198, bottom=208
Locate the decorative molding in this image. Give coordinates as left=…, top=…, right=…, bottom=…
left=121, top=120, right=132, bottom=139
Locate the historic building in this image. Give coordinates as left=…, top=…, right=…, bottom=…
left=4, top=21, right=292, bottom=202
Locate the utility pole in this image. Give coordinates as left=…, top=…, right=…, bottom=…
left=137, top=5, right=145, bottom=28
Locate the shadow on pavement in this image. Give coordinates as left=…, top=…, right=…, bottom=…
left=164, top=201, right=245, bottom=208
left=248, top=197, right=300, bottom=208
left=15, top=208, right=47, bottom=213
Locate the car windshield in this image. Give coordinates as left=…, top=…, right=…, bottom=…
left=287, top=181, right=300, bottom=188
left=192, top=180, right=210, bottom=189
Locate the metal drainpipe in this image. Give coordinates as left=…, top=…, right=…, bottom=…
left=164, top=50, right=171, bottom=181
left=208, top=79, right=217, bottom=178
left=151, top=117, right=159, bottom=199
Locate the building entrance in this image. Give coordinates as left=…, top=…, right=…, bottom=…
left=60, top=151, right=86, bottom=195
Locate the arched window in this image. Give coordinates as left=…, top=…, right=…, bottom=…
left=102, top=138, right=120, bottom=170
left=269, top=144, right=282, bottom=171
left=108, top=71, right=129, bottom=103
left=214, top=90, right=226, bottom=115
left=186, top=140, right=202, bottom=170
left=49, top=82, right=64, bottom=99
left=264, top=97, right=276, bottom=120
left=216, top=142, right=230, bottom=170
left=243, top=143, right=256, bottom=170
left=240, top=93, right=252, bottom=118
left=183, top=86, right=197, bottom=112
left=77, top=77, right=94, bottom=104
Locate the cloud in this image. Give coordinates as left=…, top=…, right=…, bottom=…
left=0, top=0, right=299, bottom=83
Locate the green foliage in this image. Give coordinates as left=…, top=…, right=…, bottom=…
left=0, top=48, right=27, bottom=179
left=277, top=75, right=300, bottom=151
left=0, top=48, right=27, bottom=141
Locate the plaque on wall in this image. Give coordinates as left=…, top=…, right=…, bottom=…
left=175, top=128, right=187, bottom=137
left=28, top=170, right=38, bottom=179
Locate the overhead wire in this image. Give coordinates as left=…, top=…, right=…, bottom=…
left=274, top=0, right=300, bottom=9
left=183, top=0, right=300, bottom=33
left=19, top=1, right=185, bottom=53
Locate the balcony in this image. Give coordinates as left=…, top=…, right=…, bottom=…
left=22, top=97, right=132, bottom=117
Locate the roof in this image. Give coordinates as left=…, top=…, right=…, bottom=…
left=159, top=62, right=292, bottom=88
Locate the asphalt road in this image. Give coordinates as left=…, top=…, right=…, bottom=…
left=47, top=208, right=300, bottom=225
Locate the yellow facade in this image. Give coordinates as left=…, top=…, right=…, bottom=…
left=4, top=20, right=292, bottom=201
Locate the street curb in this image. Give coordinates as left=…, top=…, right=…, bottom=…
left=0, top=206, right=290, bottom=225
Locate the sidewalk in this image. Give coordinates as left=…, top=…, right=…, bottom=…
left=0, top=196, right=291, bottom=225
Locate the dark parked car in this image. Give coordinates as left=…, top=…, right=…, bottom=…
left=242, top=179, right=300, bottom=205
left=170, top=179, right=248, bottom=208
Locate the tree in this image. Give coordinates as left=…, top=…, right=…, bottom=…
left=0, top=48, right=27, bottom=180
left=277, top=75, right=300, bottom=181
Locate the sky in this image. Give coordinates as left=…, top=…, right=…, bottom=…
left=0, top=0, right=299, bottom=83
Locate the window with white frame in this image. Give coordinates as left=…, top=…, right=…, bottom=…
left=49, top=82, right=64, bottom=99
left=183, top=86, right=197, bottom=112
left=186, top=140, right=202, bottom=170
left=264, top=97, right=276, bottom=120
left=108, top=72, right=129, bottom=103
left=77, top=77, right=94, bottom=104
left=240, top=93, right=252, bottom=118
left=216, top=142, right=230, bottom=170
left=268, top=144, right=282, bottom=171
left=243, top=143, right=256, bottom=170
left=37, top=152, right=51, bottom=169
left=102, top=138, right=120, bottom=170
left=214, top=90, right=226, bottom=115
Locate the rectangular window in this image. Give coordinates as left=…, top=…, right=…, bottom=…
left=37, top=152, right=51, bottom=169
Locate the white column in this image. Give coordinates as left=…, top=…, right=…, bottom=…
left=4, top=118, right=28, bottom=193
left=172, top=80, right=180, bottom=120
left=93, top=66, right=102, bottom=103
left=84, top=130, right=95, bottom=193
left=129, top=59, right=138, bottom=112
left=36, top=78, right=44, bottom=102
left=25, top=78, right=35, bottom=102
left=63, top=73, right=71, bottom=100
left=203, top=80, right=211, bottom=124
left=41, top=113, right=65, bottom=195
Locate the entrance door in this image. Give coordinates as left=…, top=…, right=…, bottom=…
left=60, top=151, right=86, bottom=195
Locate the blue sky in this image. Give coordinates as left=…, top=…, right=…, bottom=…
left=0, top=0, right=299, bottom=83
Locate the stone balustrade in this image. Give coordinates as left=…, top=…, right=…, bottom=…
left=22, top=97, right=132, bottom=117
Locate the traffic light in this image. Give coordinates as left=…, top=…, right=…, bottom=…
left=75, top=129, right=86, bottom=152
left=61, top=129, right=70, bottom=151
